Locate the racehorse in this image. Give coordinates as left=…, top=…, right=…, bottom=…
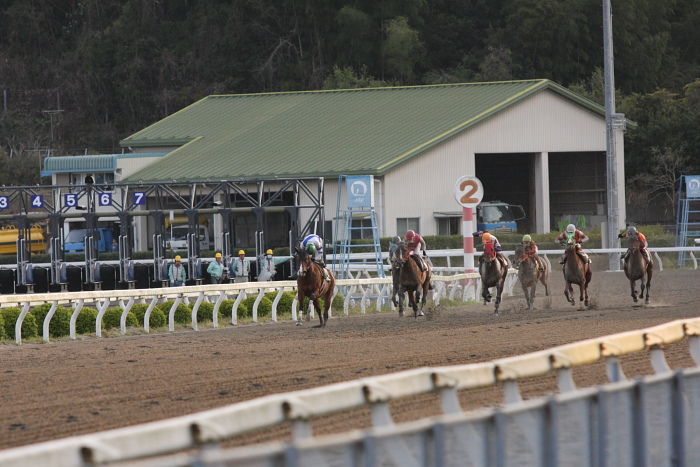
left=513, top=244, right=549, bottom=311
left=390, top=257, right=402, bottom=308
left=623, top=237, right=653, bottom=304
left=479, top=242, right=509, bottom=314
left=394, top=242, right=431, bottom=318
left=562, top=233, right=592, bottom=307
left=295, top=247, right=336, bottom=327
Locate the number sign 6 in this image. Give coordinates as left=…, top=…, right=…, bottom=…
left=453, top=176, right=484, bottom=208
left=98, top=192, right=112, bottom=206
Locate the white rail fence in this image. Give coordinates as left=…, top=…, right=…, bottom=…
left=1, top=317, right=699, bottom=466
left=1, top=271, right=520, bottom=345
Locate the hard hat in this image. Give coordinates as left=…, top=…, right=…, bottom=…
left=405, top=230, right=415, bottom=238
left=266, top=249, right=273, bottom=255
left=482, top=232, right=492, bottom=242
left=627, top=225, right=637, bottom=234
left=174, top=255, right=181, bottom=261
left=391, top=236, right=400, bottom=244
left=522, top=235, right=532, bottom=243
left=566, top=224, right=576, bottom=233
left=215, top=252, right=222, bottom=258
left=238, top=250, right=245, bottom=255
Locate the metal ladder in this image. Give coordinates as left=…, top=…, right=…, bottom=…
left=675, top=175, right=700, bottom=267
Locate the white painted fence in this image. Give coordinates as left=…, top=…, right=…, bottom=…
left=1, top=317, right=699, bottom=466
left=2, top=271, right=520, bottom=345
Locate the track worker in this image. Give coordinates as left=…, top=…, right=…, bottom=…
left=207, top=252, right=225, bottom=284
left=168, top=255, right=186, bottom=287
left=230, top=250, right=250, bottom=282
left=556, top=224, right=591, bottom=265
left=619, top=225, right=651, bottom=265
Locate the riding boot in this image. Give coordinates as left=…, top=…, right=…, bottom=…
left=559, top=254, right=566, bottom=265
left=578, top=251, right=591, bottom=264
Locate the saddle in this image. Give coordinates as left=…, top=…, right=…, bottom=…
left=411, top=254, right=428, bottom=272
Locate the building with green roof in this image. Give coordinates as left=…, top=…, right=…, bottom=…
left=45, top=79, right=630, bottom=252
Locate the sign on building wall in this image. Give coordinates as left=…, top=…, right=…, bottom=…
left=346, top=175, right=374, bottom=208
left=687, top=176, right=700, bottom=198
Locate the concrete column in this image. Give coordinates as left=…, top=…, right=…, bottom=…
left=534, top=152, right=551, bottom=233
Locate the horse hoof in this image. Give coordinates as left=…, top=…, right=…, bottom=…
left=645, top=298, right=650, bottom=305
left=569, top=301, right=575, bottom=306
left=417, top=311, right=424, bottom=317
left=398, top=311, right=404, bottom=317
left=296, top=322, right=302, bottom=326
left=632, top=297, right=638, bottom=303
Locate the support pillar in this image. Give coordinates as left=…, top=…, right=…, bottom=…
left=534, top=152, right=551, bottom=233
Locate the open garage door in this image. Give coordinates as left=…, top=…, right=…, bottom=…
left=476, top=153, right=532, bottom=233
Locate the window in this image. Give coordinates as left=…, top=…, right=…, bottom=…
left=396, top=218, right=419, bottom=237
left=437, top=217, right=461, bottom=235
left=351, top=218, right=374, bottom=240
left=70, top=172, right=115, bottom=191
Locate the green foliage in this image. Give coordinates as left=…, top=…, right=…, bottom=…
left=149, top=309, right=167, bottom=328
left=158, top=301, right=191, bottom=325
left=29, top=303, right=72, bottom=337
left=0, top=314, right=4, bottom=339
left=1, top=307, right=38, bottom=340
left=264, top=291, right=296, bottom=314
left=191, top=301, right=222, bottom=323
left=241, top=296, right=273, bottom=318
left=130, top=303, right=150, bottom=326
left=218, top=298, right=249, bottom=320
left=75, top=307, right=100, bottom=335
left=102, top=307, right=138, bottom=330
left=332, top=293, right=345, bottom=310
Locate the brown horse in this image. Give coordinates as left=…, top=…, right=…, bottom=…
left=513, top=245, right=549, bottom=311
left=479, top=242, right=509, bottom=314
left=390, top=257, right=402, bottom=308
left=394, top=242, right=431, bottom=318
left=295, top=247, right=335, bottom=327
left=562, top=233, right=592, bottom=307
left=623, top=237, right=653, bottom=304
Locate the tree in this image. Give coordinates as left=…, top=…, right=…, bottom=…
left=382, top=16, right=425, bottom=83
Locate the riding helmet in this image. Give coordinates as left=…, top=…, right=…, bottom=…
left=522, top=234, right=532, bottom=243
left=306, top=243, right=316, bottom=254
left=391, top=236, right=400, bottom=244
left=627, top=225, right=637, bottom=234
left=566, top=224, right=576, bottom=233
left=405, top=230, right=415, bottom=239
left=482, top=232, right=492, bottom=242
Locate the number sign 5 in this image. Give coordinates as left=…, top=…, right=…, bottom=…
left=453, top=176, right=484, bottom=208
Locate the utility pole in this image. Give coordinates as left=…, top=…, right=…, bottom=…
left=603, top=0, right=625, bottom=271
left=41, top=109, right=64, bottom=178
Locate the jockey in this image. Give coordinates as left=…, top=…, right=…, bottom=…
left=301, top=234, right=330, bottom=281
left=556, top=223, right=591, bottom=265
left=472, top=231, right=508, bottom=270
left=618, top=225, right=651, bottom=264
left=404, top=230, right=428, bottom=272
left=520, top=234, right=544, bottom=271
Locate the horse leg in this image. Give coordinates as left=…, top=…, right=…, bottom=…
left=630, top=279, right=638, bottom=303
left=541, top=270, right=550, bottom=296
left=312, top=299, right=324, bottom=326
left=397, top=286, right=405, bottom=317
left=482, top=285, right=492, bottom=304
left=408, top=291, right=418, bottom=319
left=296, top=292, right=305, bottom=326
left=494, top=281, right=503, bottom=314
left=529, top=283, right=537, bottom=311
left=565, top=282, right=575, bottom=306
left=521, top=281, right=530, bottom=310
left=644, top=266, right=652, bottom=304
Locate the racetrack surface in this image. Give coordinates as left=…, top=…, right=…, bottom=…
left=0, top=268, right=698, bottom=451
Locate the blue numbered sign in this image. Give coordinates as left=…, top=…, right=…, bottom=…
left=98, top=192, right=112, bottom=206
left=133, top=192, right=146, bottom=206
left=31, top=195, right=43, bottom=209
left=65, top=193, right=77, bottom=208
left=0, top=196, right=8, bottom=210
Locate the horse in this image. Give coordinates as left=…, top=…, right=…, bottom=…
left=394, top=242, right=431, bottom=318
left=390, top=256, right=402, bottom=308
left=623, top=237, right=653, bottom=304
left=562, top=234, right=592, bottom=307
left=295, top=247, right=336, bottom=327
left=479, top=242, right=509, bottom=314
left=513, top=244, right=549, bottom=311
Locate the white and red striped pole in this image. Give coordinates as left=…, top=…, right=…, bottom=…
left=463, top=207, right=475, bottom=274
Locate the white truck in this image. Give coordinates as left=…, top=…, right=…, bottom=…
left=166, top=224, right=213, bottom=251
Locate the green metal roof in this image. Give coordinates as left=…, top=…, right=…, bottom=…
left=43, top=153, right=167, bottom=173
left=121, top=80, right=609, bottom=182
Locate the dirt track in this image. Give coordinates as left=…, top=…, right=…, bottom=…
left=0, top=268, right=698, bottom=451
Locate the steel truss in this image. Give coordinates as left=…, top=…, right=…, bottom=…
left=0, top=178, right=324, bottom=292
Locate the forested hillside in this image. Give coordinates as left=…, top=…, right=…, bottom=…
left=0, top=0, right=698, bottom=204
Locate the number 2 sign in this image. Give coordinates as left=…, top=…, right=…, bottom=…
left=454, top=176, right=484, bottom=208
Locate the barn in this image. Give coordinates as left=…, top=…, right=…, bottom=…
left=46, top=79, right=629, bottom=252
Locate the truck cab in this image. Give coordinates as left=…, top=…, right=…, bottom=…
left=64, top=228, right=114, bottom=254
left=476, top=201, right=526, bottom=235
left=166, top=225, right=212, bottom=251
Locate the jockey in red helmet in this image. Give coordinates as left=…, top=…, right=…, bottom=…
left=403, top=230, right=428, bottom=271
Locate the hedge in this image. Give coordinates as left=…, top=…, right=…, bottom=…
left=191, top=301, right=223, bottom=323
left=1, top=307, right=38, bottom=340
left=30, top=303, right=72, bottom=338
left=241, top=296, right=273, bottom=318
left=220, top=299, right=249, bottom=320
left=158, top=301, right=191, bottom=325
left=0, top=314, right=4, bottom=339
left=102, top=307, right=138, bottom=330
left=75, top=307, right=100, bottom=335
